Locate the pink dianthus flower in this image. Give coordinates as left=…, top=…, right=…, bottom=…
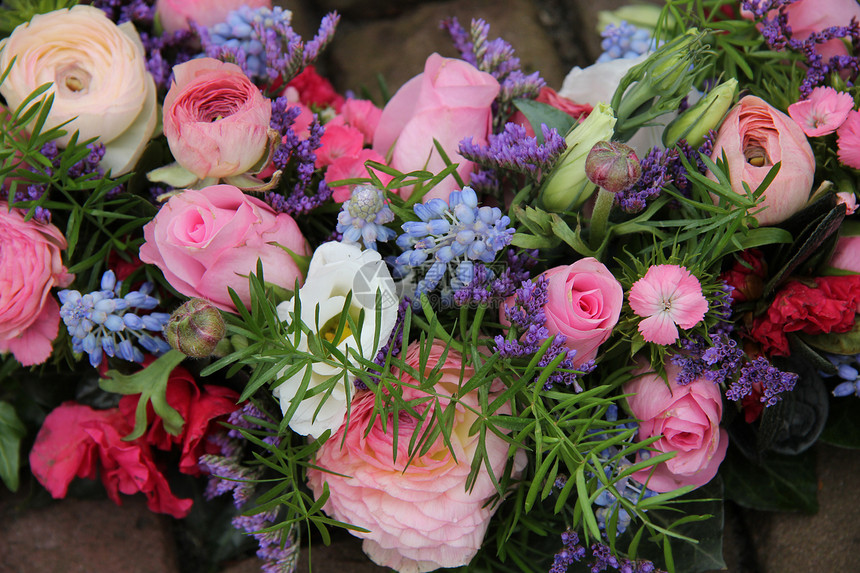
left=628, top=264, right=708, bottom=345
left=837, top=110, right=860, bottom=169
left=787, top=86, right=854, bottom=137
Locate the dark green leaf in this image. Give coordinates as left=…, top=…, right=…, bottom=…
left=820, top=395, right=860, bottom=449
left=0, top=401, right=26, bottom=491
left=721, top=446, right=818, bottom=513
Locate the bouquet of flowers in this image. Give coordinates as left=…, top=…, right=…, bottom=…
left=2, top=0, right=860, bottom=571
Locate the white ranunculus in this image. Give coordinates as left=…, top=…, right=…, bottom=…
left=274, top=242, right=398, bottom=437
left=0, top=5, right=157, bottom=175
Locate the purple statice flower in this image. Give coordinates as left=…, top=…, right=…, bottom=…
left=89, top=0, right=153, bottom=25
left=727, top=356, right=798, bottom=405
left=459, top=123, right=567, bottom=182
left=467, top=168, right=500, bottom=195
left=616, top=134, right=715, bottom=213
left=493, top=275, right=588, bottom=390
left=140, top=28, right=197, bottom=90
left=440, top=17, right=545, bottom=112
left=549, top=530, right=587, bottom=573
left=199, top=454, right=261, bottom=508
left=452, top=247, right=537, bottom=307
left=588, top=544, right=661, bottom=573
left=265, top=106, right=332, bottom=216
left=233, top=509, right=298, bottom=572
left=742, top=0, right=860, bottom=97
left=227, top=402, right=280, bottom=448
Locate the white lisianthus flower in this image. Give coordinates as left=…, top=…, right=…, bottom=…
left=274, top=242, right=398, bottom=437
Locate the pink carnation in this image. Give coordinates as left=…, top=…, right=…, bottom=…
left=315, top=124, right=365, bottom=168
left=341, top=98, right=383, bottom=144
left=326, top=148, right=394, bottom=203
left=787, top=86, right=854, bottom=137
left=628, top=264, right=708, bottom=345
left=838, top=109, right=860, bottom=169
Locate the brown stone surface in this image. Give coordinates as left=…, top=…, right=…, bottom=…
left=220, top=535, right=388, bottom=572
left=743, top=444, right=860, bottom=573
left=326, top=0, right=566, bottom=95
left=0, top=492, right=180, bottom=573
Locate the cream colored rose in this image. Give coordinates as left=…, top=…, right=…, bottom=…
left=0, top=5, right=157, bottom=174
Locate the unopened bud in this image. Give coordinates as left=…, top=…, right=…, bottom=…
left=663, top=78, right=738, bottom=148
left=164, top=299, right=226, bottom=358
left=585, top=141, right=641, bottom=193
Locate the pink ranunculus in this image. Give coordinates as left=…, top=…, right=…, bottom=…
left=539, top=258, right=623, bottom=366
left=163, top=58, right=271, bottom=180
left=139, top=185, right=310, bottom=313
left=307, top=341, right=524, bottom=573
left=787, top=86, right=854, bottom=138
left=0, top=204, right=73, bottom=366
left=709, top=95, right=815, bottom=226
left=156, top=0, right=271, bottom=34
left=341, top=98, right=384, bottom=144
left=372, top=53, right=500, bottom=202
left=326, top=148, right=394, bottom=203
left=624, top=362, right=728, bottom=493
left=837, top=109, right=860, bottom=169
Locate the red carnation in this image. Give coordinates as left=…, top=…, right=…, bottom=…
left=119, top=363, right=239, bottom=476
left=29, top=402, right=193, bottom=518
left=286, top=65, right=344, bottom=111
left=721, top=249, right=767, bottom=303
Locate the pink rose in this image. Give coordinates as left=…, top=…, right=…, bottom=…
left=307, top=341, right=524, bottom=573
left=709, top=95, right=815, bottom=226
left=624, top=362, right=728, bottom=492
left=139, top=185, right=309, bottom=313
left=163, top=58, right=271, bottom=180
left=155, top=0, right=271, bottom=34
left=372, top=53, right=500, bottom=202
left=0, top=204, right=73, bottom=366
left=503, top=258, right=623, bottom=366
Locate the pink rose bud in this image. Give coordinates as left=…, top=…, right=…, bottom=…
left=165, top=299, right=226, bottom=358
left=585, top=140, right=642, bottom=193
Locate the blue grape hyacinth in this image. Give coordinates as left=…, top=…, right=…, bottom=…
left=204, top=5, right=294, bottom=80
left=395, top=187, right=514, bottom=303
left=336, top=184, right=396, bottom=251
left=58, top=271, right=172, bottom=367
left=598, top=21, right=654, bottom=63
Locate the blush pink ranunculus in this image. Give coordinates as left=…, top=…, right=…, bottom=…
left=155, top=0, right=271, bottom=34
left=307, top=341, right=525, bottom=573
left=0, top=204, right=74, bottom=366
left=372, top=53, right=500, bottom=202
left=624, top=362, right=728, bottom=493
left=709, top=95, right=815, bottom=226
left=139, top=184, right=309, bottom=313
left=163, top=58, right=271, bottom=180
left=539, top=258, right=623, bottom=366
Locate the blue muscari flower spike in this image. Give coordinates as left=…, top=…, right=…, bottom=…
left=204, top=6, right=294, bottom=80
left=58, top=271, right=172, bottom=367
left=597, top=21, right=655, bottom=63
left=336, top=185, right=396, bottom=251
left=395, top=186, right=514, bottom=304
left=823, top=352, right=860, bottom=397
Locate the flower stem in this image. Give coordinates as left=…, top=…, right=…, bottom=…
left=589, top=188, right=615, bottom=250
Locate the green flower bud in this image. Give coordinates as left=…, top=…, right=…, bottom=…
left=663, top=78, right=738, bottom=148
left=164, top=299, right=226, bottom=358
left=540, top=103, right=617, bottom=212
left=585, top=141, right=642, bottom=193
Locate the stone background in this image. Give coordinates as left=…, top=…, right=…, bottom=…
left=2, top=0, right=860, bottom=572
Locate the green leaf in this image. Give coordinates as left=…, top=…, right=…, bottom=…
left=720, top=446, right=818, bottom=513
left=820, top=395, right=860, bottom=449
left=99, top=349, right=187, bottom=440
left=512, top=98, right=576, bottom=142
left=0, top=401, right=26, bottom=491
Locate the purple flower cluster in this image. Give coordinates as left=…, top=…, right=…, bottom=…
left=727, top=355, right=798, bottom=406
left=232, top=509, right=298, bottom=573
left=742, top=0, right=860, bottom=97
left=548, top=532, right=661, bottom=573
left=452, top=248, right=538, bottom=306
left=1, top=141, right=123, bottom=222
left=265, top=97, right=333, bottom=215
left=494, top=275, right=593, bottom=390
left=459, top=123, right=567, bottom=181
left=199, top=6, right=339, bottom=88
left=440, top=17, right=545, bottom=107
left=616, top=134, right=714, bottom=213
left=199, top=453, right=261, bottom=508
